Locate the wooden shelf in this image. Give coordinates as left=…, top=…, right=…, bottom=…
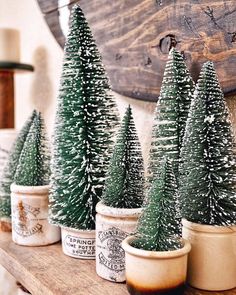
left=0, top=232, right=235, bottom=295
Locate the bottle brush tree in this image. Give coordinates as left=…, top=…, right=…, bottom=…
left=180, top=61, right=236, bottom=226
left=0, top=110, right=36, bottom=219
left=49, top=4, right=118, bottom=230
left=14, top=112, right=50, bottom=186
left=102, top=105, right=145, bottom=208
left=132, top=158, right=182, bottom=251
left=148, top=48, right=194, bottom=182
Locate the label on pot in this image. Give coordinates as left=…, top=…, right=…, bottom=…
left=97, top=227, right=128, bottom=273
left=12, top=201, right=43, bottom=237
left=63, top=234, right=95, bottom=258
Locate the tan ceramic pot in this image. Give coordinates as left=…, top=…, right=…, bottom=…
left=61, top=226, right=95, bottom=259
left=96, top=202, right=143, bottom=282
left=11, top=184, right=61, bottom=246
left=122, top=236, right=191, bottom=295
left=182, top=218, right=236, bottom=291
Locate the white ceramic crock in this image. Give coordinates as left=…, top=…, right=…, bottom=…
left=182, top=218, right=236, bottom=291
left=96, top=201, right=143, bottom=282
left=122, top=236, right=191, bottom=295
left=11, top=183, right=61, bottom=246
left=61, top=226, right=95, bottom=259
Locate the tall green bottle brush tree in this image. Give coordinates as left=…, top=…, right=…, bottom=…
left=148, top=48, right=195, bottom=182
left=102, top=105, right=145, bottom=208
left=180, top=62, right=236, bottom=226
left=49, top=5, right=118, bottom=230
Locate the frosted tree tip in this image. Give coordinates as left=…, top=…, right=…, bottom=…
left=203, top=61, right=215, bottom=70
left=169, top=47, right=176, bottom=55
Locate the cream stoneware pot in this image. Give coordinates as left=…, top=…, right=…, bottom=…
left=182, top=218, right=236, bottom=291
left=11, top=183, right=60, bottom=246
left=122, top=236, right=191, bottom=295
left=61, top=226, right=95, bottom=259
left=96, top=201, right=143, bottom=282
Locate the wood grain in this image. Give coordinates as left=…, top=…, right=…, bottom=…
left=0, top=232, right=235, bottom=295
left=0, top=72, right=14, bottom=128
left=38, top=0, right=236, bottom=101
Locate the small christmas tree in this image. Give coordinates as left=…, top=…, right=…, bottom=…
left=132, top=158, right=181, bottom=251
left=14, top=112, right=50, bottom=186
left=180, top=61, right=236, bottom=226
left=49, top=5, right=118, bottom=230
left=0, top=110, right=36, bottom=219
left=102, top=105, right=144, bottom=208
left=148, top=48, right=194, bottom=181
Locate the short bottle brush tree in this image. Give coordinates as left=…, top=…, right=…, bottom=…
left=11, top=113, right=60, bottom=247
left=49, top=4, right=118, bottom=231
left=0, top=110, right=36, bottom=220
left=180, top=61, right=236, bottom=226
left=102, top=105, right=145, bottom=208
left=132, top=158, right=182, bottom=251
left=148, top=48, right=194, bottom=182
left=14, top=112, right=50, bottom=186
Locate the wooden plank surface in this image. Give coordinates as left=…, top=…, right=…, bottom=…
left=0, top=232, right=235, bottom=295
left=37, top=0, right=236, bottom=101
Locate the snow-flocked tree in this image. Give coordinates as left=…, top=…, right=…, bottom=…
left=102, top=105, right=145, bottom=208
left=132, top=158, right=182, bottom=251
left=0, top=110, right=36, bottom=219
left=148, top=48, right=194, bottom=182
left=180, top=61, right=236, bottom=226
left=14, top=112, right=50, bottom=186
left=49, top=4, right=118, bottom=230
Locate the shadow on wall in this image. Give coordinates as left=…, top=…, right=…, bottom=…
left=30, top=46, right=53, bottom=116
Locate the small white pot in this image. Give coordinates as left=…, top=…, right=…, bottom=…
left=61, top=226, right=95, bottom=259
left=122, top=236, right=191, bottom=295
left=182, top=218, right=236, bottom=291
left=11, top=183, right=61, bottom=246
left=96, top=201, right=143, bottom=282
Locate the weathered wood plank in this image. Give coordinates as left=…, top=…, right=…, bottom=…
left=37, top=0, right=236, bottom=101
left=0, top=232, right=236, bottom=294
left=0, top=233, right=128, bottom=295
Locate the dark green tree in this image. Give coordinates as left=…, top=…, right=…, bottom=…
left=180, top=61, right=236, bottom=226
left=132, top=158, right=182, bottom=251
left=0, top=110, right=36, bottom=219
left=148, top=48, right=194, bottom=182
left=14, top=112, right=50, bottom=186
left=102, top=105, right=144, bottom=208
left=49, top=4, right=118, bottom=230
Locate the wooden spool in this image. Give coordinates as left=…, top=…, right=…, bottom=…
left=38, top=0, right=236, bottom=101
left=0, top=71, right=14, bottom=128
left=0, top=62, right=34, bottom=128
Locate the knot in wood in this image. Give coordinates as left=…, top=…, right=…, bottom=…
left=159, top=34, right=177, bottom=54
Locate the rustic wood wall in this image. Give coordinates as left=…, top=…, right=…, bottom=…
left=37, top=0, right=236, bottom=102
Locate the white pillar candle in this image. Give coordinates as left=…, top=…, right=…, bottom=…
left=0, top=28, right=20, bottom=62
